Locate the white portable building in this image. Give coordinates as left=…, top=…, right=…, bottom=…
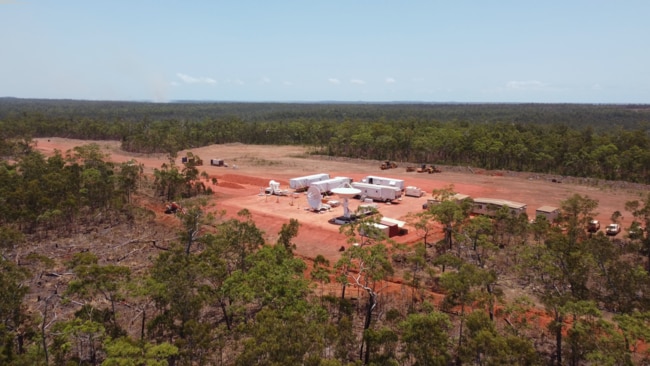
left=471, top=197, right=527, bottom=217
left=361, top=175, right=406, bottom=191
left=535, top=206, right=560, bottom=222
left=351, top=182, right=402, bottom=202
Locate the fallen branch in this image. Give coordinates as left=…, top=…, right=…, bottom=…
left=117, top=245, right=147, bottom=262
left=151, top=240, right=170, bottom=251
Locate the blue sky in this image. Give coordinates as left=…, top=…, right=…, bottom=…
left=2, top=1, right=649, bottom=103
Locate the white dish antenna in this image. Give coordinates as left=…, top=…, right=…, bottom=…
left=331, top=185, right=361, bottom=218
left=307, top=185, right=324, bottom=211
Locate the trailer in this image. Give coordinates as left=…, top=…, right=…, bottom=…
left=351, top=182, right=402, bottom=203
left=309, top=177, right=353, bottom=194
left=210, top=158, right=226, bottom=167
left=361, top=175, right=405, bottom=191
left=289, top=173, right=330, bottom=192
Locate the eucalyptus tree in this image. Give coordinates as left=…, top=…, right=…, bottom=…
left=519, top=194, right=599, bottom=366
left=625, top=193, right=650, bottom=271
left=336, top=243, right=393, bottom=365
left=311, top=254, right=332, bottom=302
left=613, top=310, right=650, bottom=364
left=334, top=206, right=385, bottom=303
left=0, top=257, right=30, bottom=364
left=116, top=159, right=143, bottom=204
left=229, top=243, right=329, bottom=365
left=65, top=252, right=131, bottom=338
left=426, top=194, right=472, bottom=252
left=438, top=260, right=497, bottom=363
left=399, top=306, right=452, bottom=366
left=561, top=301, right=629, bottom=366
left=217, top=209, right=265, bottom=274
left=588, top=231, right=650, bottom=313
left=458, top=310, right=540, bottom=366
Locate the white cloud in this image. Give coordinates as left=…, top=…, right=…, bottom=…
left=226, top=79, right=244, bottom=85
left=283, top=81, right=293, bottom=86
left=328, top=78, right=341, bottom=84
left=260, top=77, right=271, bottom=84
left=350, top=79, right=366, bottom=85
left=176, top=73, right=216, bottom=84
left=506, top=80, right=546, bottom=90
left=385, top=77, right=396, bottom=84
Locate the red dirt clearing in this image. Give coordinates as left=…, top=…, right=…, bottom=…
left=34, top=137, right=645, bottom=267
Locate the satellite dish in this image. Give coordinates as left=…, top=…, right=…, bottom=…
left=331, top=187, right=361, bottom=198
left=331, top=185, right=362, bottom=218
left=307, top=185, right=324, bottom=211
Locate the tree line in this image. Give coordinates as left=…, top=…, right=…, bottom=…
left=2, top=99, right=650, bottom=183
left=3, top=141, right=650, bottom=365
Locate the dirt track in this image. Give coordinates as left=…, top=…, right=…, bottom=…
left=34, top=137, right=645, bottom=265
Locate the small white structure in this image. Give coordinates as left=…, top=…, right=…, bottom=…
left=380, top=217, right=407, bottom=237
left=361, top=175, right=406, bottom=191
left=265, top=180, right=289, bottom=196
left=351, top=182, right=402, bottom=203
left=535, top=206, right=560, bottom=222
left=359, top=223, right=390, bottom=238
left=471, top=197, right=527, bottom=217
left=289, top=173, right=330, bottom=192
left=405, top=186, right=424, bottom=197
left=310, top=177, right=353, bottom=194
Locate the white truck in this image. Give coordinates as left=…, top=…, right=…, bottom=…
left=289, top=173, right=330, bottom=192
left=351, top=182, right=402, bottom=203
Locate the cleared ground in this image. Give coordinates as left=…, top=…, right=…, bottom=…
left=33, top=137, right=644, bottom=266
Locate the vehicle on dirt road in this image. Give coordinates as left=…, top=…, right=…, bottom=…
left=606, top=223, right=621, bottom=236
left=587, top=220, right=600, bottom=232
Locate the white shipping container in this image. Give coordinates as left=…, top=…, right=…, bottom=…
left=310, top=177, right=353, bottom=193
left=404, top=186, right=424, bottom=197
left=289, top=173, right=330, bottom=191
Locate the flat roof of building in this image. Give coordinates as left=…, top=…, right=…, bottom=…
left=536, top=205, right=560, bottom=213
left=473, top=197, right=527, bottom=209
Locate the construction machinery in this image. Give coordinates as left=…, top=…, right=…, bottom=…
left=380, top=161, right=398, bottom=170
left=164, top=202, right=184, bottom=214
left=416, top=164, right=441, bottom=174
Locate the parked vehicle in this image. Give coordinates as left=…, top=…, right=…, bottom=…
left=605, top=223, right=621, bottom=236
left=628, top=221, right=645, bottom=239
left=587, top=220, right=600, bottom=232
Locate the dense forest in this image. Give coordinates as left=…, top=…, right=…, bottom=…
left=2, top=99, right=650, bottom=365
left=2, top=98, right=650, bottom=183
